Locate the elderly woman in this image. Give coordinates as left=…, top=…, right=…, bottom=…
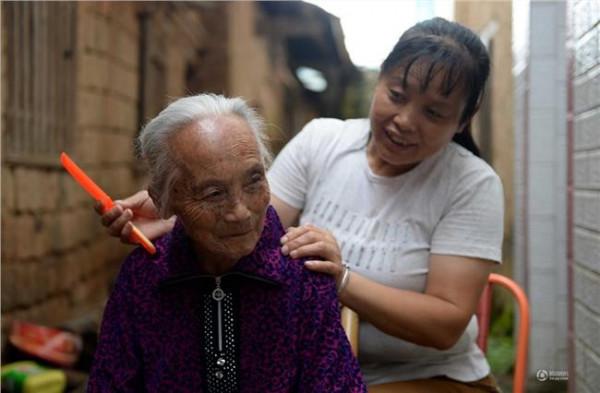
left=87, top=94, right=365, bottom=393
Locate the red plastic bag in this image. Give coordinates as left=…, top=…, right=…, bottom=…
left=8, top=321, right=82, bottom=368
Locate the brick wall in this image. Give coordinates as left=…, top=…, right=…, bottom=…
left=227, top=2, right=287, bottom=149
left=1, top=1, right=356, bottom=362
left=571, top=0, right=600, bottom=391
left=0, top=2, right=207, bottom=355
left=0, top=3, right=141, bottom=353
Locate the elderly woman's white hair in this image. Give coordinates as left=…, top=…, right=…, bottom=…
left=138, top=94, right=272, bottom=218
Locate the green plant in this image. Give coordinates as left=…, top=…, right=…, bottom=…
left=487, top=299, right=515, bottom=375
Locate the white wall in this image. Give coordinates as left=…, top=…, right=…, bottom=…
left=513, top=0, right=569, bottom=376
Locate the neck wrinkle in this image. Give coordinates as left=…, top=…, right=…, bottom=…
left=192, top=243, right=238, bottom=276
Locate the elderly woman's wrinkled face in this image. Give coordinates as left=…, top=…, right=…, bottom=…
left=168, top=115, right=270, bottom=265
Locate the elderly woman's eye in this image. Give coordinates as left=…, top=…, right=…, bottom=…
left=244, top=173, right=264, bottom=190
left=202, top=188, right=225, bottom=201
left=251, top=173, right=264, bottom=183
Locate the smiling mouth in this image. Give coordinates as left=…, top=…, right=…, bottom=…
left=384, top=129, right=416, bottom=148
left=222, top=231, right=253, bottom=239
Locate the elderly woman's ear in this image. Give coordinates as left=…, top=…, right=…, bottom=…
left=147, top=188, right=159, bottom=209
left=147, top=186, right=167, bottom=219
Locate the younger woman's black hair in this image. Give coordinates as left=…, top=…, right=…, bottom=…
left=380, top=17, right=490, bottom=157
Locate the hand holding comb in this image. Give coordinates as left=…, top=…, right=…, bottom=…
left=60, top=152, right=157, bottom=255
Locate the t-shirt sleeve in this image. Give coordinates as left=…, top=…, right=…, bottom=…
left=267, top=119, right=323, bottom=209
left=431, top=165, right=504, bottom=263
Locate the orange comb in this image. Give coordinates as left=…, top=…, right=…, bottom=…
left=60, top=152, right=156, bottom=255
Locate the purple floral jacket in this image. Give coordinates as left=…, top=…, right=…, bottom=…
left=88, top=206, right=366, bottom=392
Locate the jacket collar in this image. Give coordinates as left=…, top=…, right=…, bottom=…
left=157, top=206, right=290, bottom=290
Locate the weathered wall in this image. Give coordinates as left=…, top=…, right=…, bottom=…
left=454, top=0, right=515, bottom=278
left=0, top=1, right=206, bottom=354
left=1, top=2, right=142, bottom=352
left=227, top=2, right=290, bottom=151
left=1, top=1, right=356, bottom=360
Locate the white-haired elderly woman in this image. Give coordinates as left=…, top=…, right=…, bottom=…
left=87, top=94, right=366, bottom=393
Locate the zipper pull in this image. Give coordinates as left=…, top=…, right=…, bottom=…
left=212, top=276, right=225, bottom=301
left=212, top=276, right=225, bottom=353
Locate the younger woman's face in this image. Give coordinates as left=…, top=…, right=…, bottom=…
left=368, top=64, right=468, bottom=176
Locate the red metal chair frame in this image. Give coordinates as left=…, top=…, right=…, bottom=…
left=341, top=273, right=530, bottom=393
left=476, top=273, right=530, bottom=393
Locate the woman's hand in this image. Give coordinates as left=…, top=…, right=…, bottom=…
left=280, top=224, right=345, bottom=284
left=95, top=190, right=175, bottom=244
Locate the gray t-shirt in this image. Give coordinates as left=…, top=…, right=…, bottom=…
left=267, top=118, right=504, bottom=385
